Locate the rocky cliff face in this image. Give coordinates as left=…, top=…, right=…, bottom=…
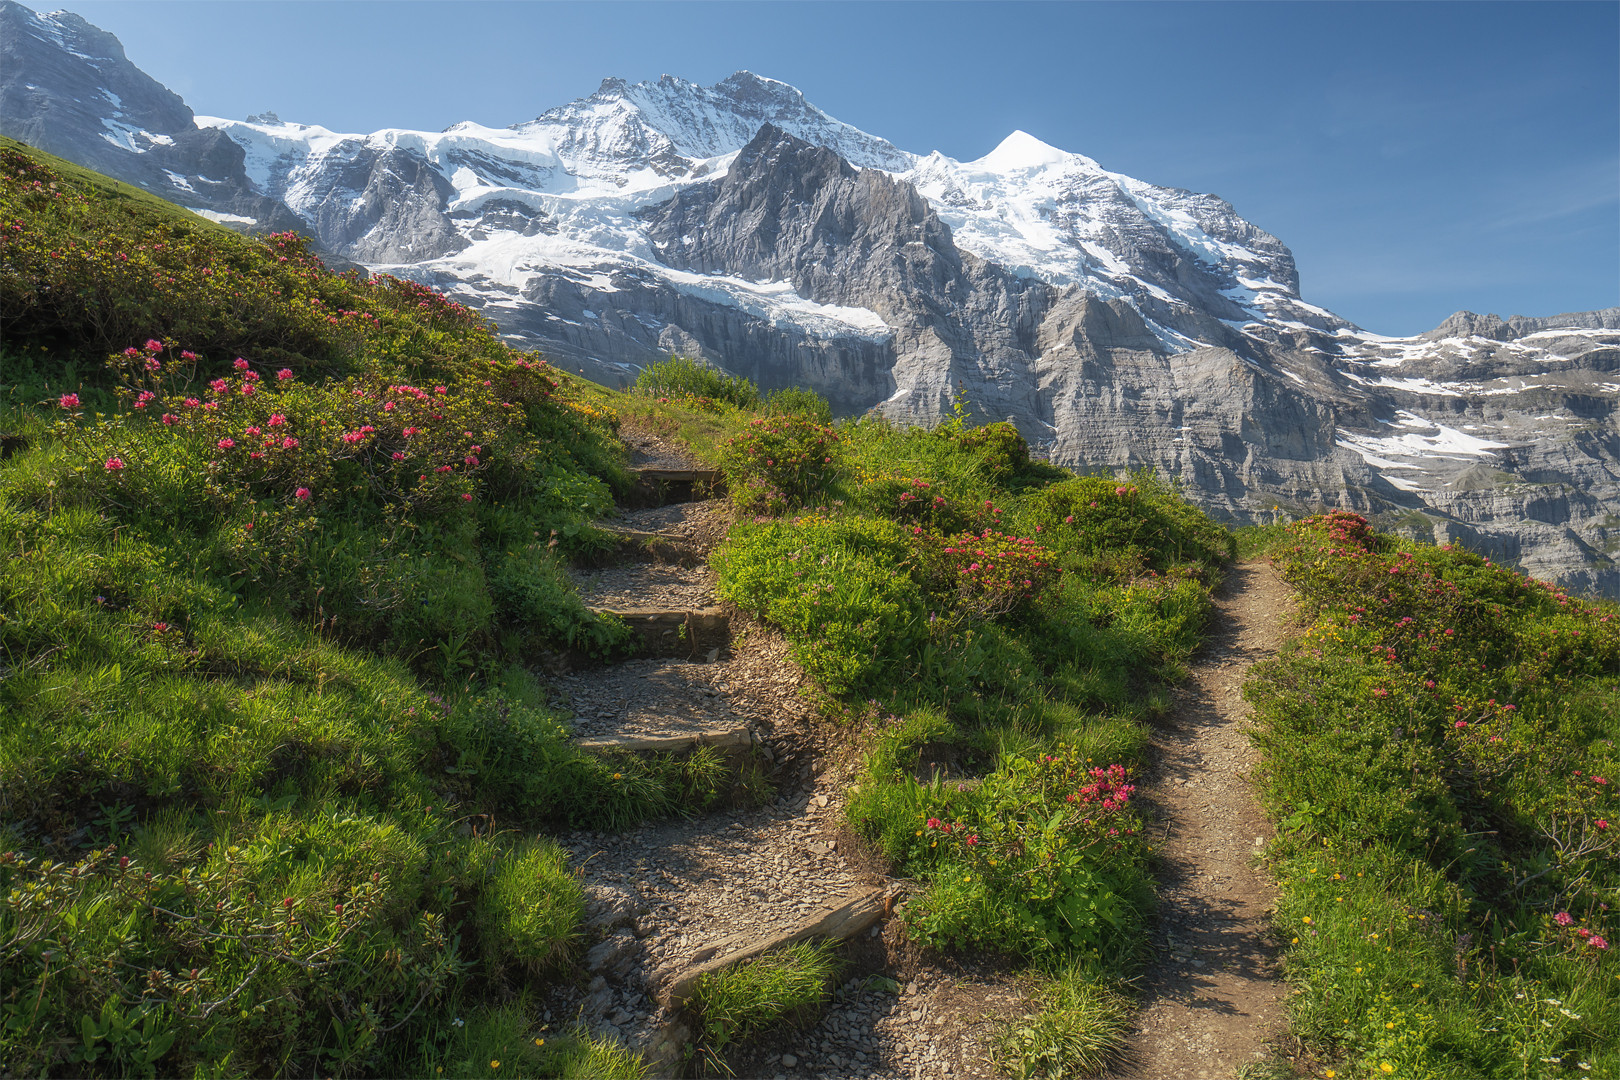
left=0, top=0, right=303, bottom=232
left=3, top=5, right=1616, bottom=594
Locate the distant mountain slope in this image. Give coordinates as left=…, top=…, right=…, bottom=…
left=3, top=0, right=1617, bottom=594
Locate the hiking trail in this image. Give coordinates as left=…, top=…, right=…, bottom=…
left=1107, top=559, right=1292, bottom=1079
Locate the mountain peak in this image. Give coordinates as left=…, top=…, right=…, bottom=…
left=978, top=130, right=1071, bottom=172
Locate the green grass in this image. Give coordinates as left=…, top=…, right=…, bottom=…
left=688, top=941, right=842, bottom=1069
left=1249, top=511, right=1620, bottom=1078
left=989, top=965, right=1133, bottom=1078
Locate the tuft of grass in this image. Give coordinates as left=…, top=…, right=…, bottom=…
left=633, top=355, right=759, bottom=411
left=473, top=838, right=584, bottom=977
left=689, top=941, right=842, bottom=1067
left=990, top=968, right=1132, bottom=1079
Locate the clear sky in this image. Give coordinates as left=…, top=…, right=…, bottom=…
left=30, top=0, right=1620, bottom=336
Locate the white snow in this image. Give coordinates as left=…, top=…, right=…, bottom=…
left=188, top=207, right=257, bottom=225
left=163, top=169, right=195, bottom=193
left=1338, top=411, right=1511, bottom=467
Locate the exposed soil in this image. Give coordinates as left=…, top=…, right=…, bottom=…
left=1105, top=560, right=1292, bottom=1080
left=623, top=422, right=706, bottom=470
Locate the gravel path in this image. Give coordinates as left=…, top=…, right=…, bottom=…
left=570, top=562, right=718, bottom=612
left=1107, top=560, right=1290, bottom=1079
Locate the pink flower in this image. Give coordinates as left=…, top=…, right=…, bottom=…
left=1556, top=911, right=1574, bottom=926
left=244, top=426, right=261, bottom=436
left=103, top=456, right=124, bottom=471
left=276, top=368, right=293, bottom=381
left=209, top=378, right=228, bottom=394
left=161, top=413, right=178, bottom=426
left=182, top=397, right=201, bottom=409
left=143, top=339, right=163, bottom=353
left=1578, top=928, right=1592, bottom=938
left=392, top=451, right=405, bottom=461
left=1455, top=720, right=1468, bottom=729
left=217, top=438, right=235, bottom=450
left=461, top=493, right=473, bottom=502
left=152, top=621, right=167, bottom=632
left=965, top=834, right=979, bottom=846
left=1064, top=515, right=1074, bottom=524
left=243, top=370, right=260, bottom=382
left=383, top=401, right=396, bottom=412
left=281, top=437, right=298, bottom=449
left=240, top=383, right=256, bottom=396
left=122, top=347, right=141, bottom=359
left=144, top=357, right=161, bottom=373
left=294, top=487, right=310, bottom=501
left=925, top=818, right=941, bottom=830
left=179, top=350, right=197, bottom=362
left=1598, top=820, right=1610, bottom=830
left=58, top=393, right=79, bottom=408
left=233, top=357, right=250, bottom=371
left=267, top=414, right=286, bottom=427
left=1592, top=935, right=1610, bottom=950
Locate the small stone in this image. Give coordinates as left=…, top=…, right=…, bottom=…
left=781, top=1054, right=798, bottom=1068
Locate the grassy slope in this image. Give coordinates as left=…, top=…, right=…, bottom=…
left=1245, top=514, right=1620, bottom=1079
left=0, top=138, right=698, bottom=1078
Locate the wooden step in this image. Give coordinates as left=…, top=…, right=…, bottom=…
left=575, top=725, right=751, bottom=755
left=590, top=605, right=729, bottom=657
left=628, top=466, right=725, bottom=508
left=640, top=886, right=893, bottom=1073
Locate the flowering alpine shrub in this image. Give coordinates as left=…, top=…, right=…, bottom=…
left=893, top=746, right=1150, bottom=958
left=1032, top=473, right=1233, bottom=575
left=0, top=142, right=513, bottom=383
left=720, top=413, right=841, bottom=513
left=938, top=528, right=1060, bottom=618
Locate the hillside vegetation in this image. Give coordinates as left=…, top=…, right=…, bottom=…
left=1, top=135, right=1236, bottom=1077
left=1248, top=513, right=1619, bottom=1078
left=6, top=132, right=1613, bottom=1080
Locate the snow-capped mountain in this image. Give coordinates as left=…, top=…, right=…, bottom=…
left=4, top=1, right=1618, bottom=594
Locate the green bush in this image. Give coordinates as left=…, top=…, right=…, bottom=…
left=719, top=414, right=842, bottom=513
left=714, top=514, right=928, bottom=693
left=633, top=355, right=759, bottom=410
left=765, top=385, right=833, bottom=424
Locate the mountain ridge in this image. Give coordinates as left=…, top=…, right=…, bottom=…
left=2, top=0, right=1617, bottom=594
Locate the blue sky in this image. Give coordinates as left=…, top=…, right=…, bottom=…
left=36, top=0, right=1620, bottom=335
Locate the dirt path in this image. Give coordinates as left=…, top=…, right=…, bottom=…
left=1108, top=560, right=1291, bottom=1080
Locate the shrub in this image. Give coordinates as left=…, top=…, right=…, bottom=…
left=633, top=355, right=759, bottom=410
left=719, top=414, right=841, bottom=513
left=765, top=385, right=833, bottom=424
left=714, top=515, right=928, bottom=693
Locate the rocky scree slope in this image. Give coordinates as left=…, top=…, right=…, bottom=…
left=3, top=1, right=1617, bottom=594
